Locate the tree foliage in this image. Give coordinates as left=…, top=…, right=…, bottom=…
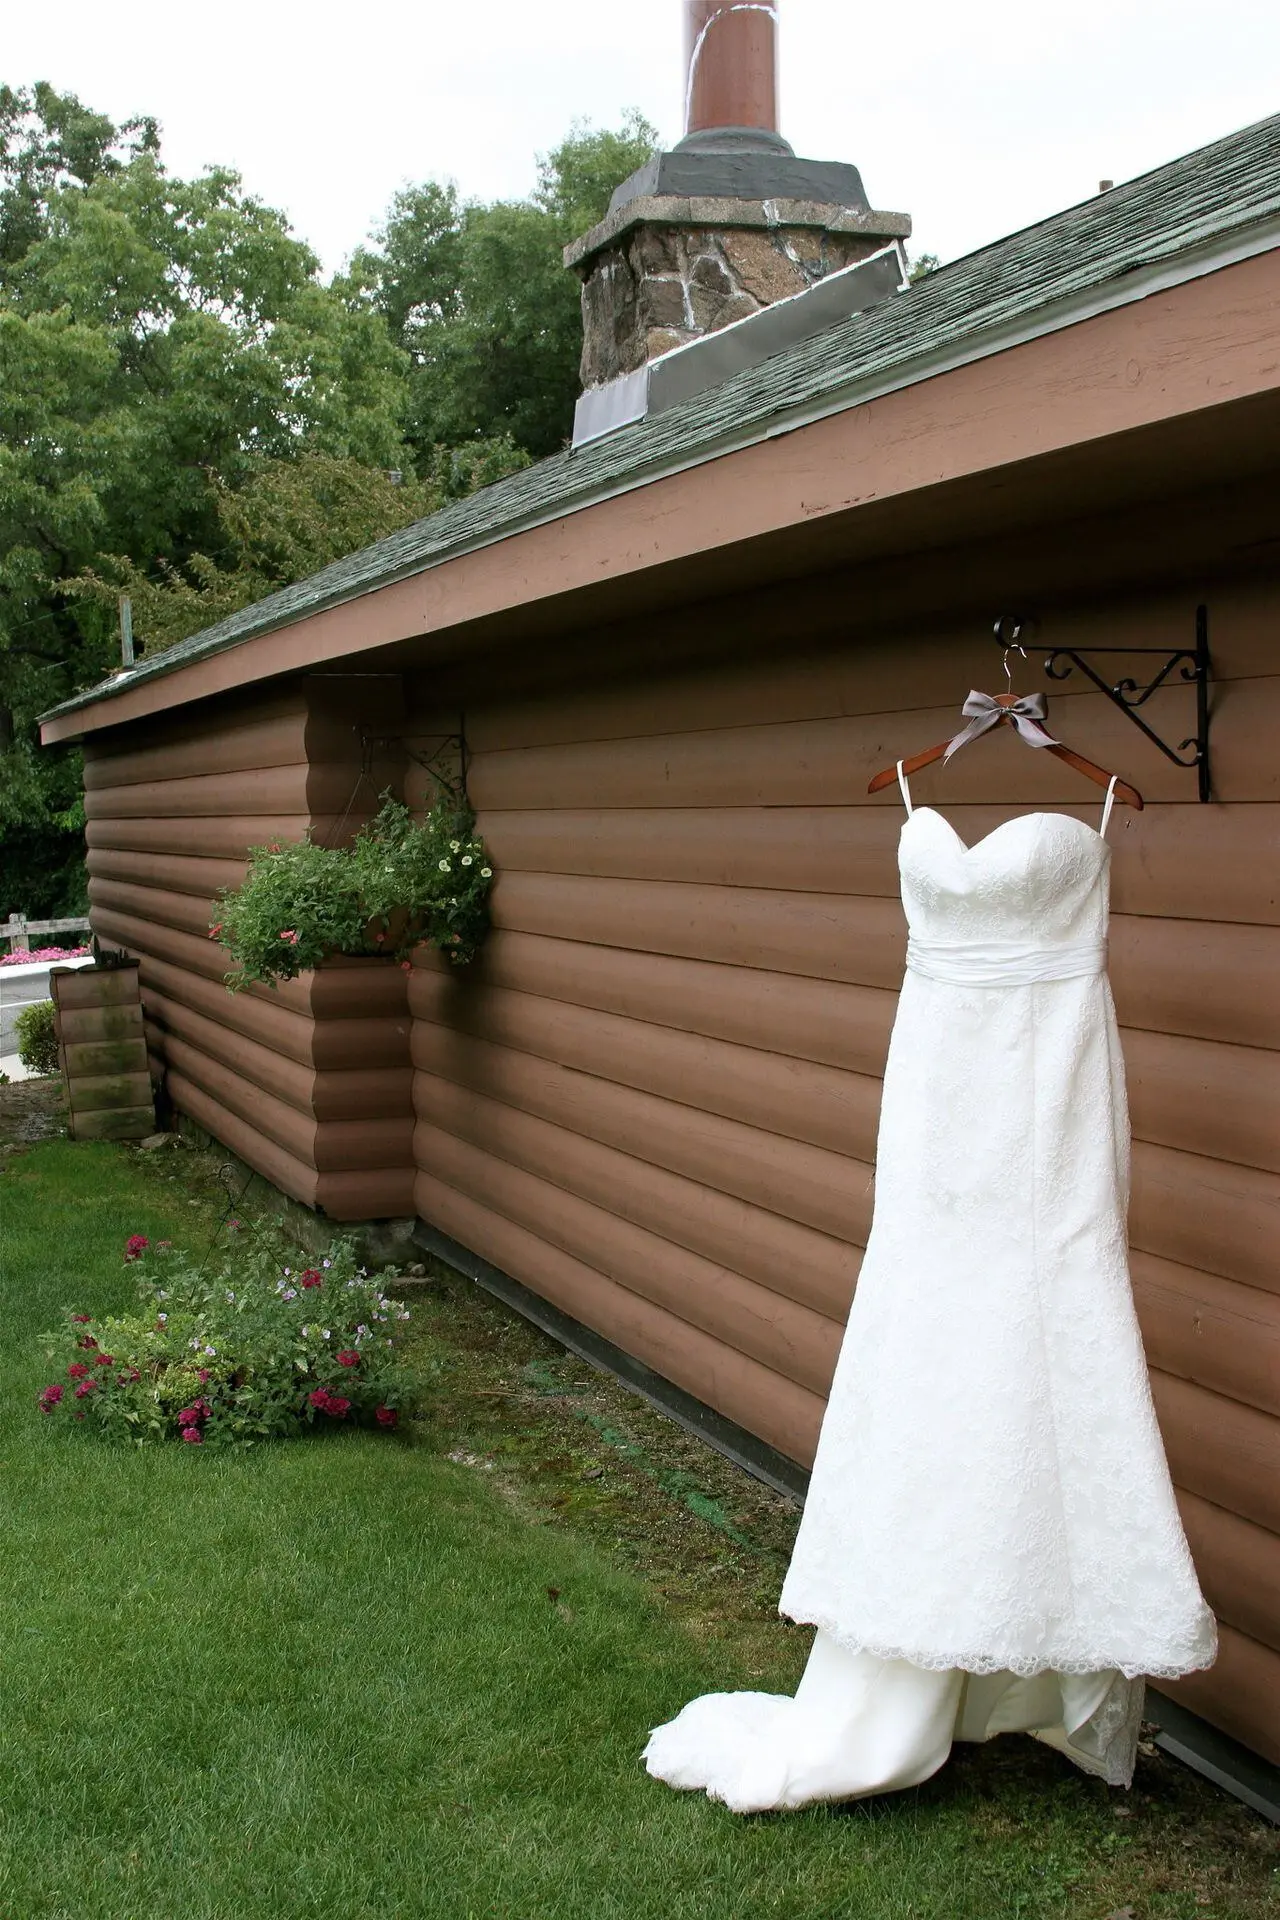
left=0, top=85, right=654, bottom=915
left=354, top=113, right=657, bottom=461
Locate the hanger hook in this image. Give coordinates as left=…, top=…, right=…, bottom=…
left=1002, top=640, right=1027, bottom=691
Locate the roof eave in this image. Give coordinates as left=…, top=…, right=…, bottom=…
left=40, top=204, right=1280, bottom=744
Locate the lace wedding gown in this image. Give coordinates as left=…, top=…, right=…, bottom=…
left=645, top=771, right=1216, bottom=1811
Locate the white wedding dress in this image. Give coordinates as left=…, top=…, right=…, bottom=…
left=645, top=771, right=1216, bottom=1811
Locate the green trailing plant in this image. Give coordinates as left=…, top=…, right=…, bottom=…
left=210, top=795, right=493, bottom=989
left=38, top=1224, right=419, bottom=1448
left=14, top=998, right=58, bottom=1075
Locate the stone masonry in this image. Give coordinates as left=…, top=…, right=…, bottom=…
left=566, top=174, right=912, bottom=392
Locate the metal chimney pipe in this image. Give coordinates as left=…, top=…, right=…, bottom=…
left=684, top=1, right=779, bottom=138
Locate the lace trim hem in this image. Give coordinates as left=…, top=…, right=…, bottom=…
left=780, top=1605, right=1219, bottom=1683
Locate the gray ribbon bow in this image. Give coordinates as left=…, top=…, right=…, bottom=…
left=943, top=690, right=1060, bottom=762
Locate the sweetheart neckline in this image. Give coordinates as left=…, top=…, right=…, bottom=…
left=904, top=807, right=1111, bottom=857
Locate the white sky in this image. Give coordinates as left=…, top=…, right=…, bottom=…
left=5, top=1, right=1280, bottom=272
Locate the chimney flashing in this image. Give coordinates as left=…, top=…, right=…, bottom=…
left=572, top=240, right=908, bottom=448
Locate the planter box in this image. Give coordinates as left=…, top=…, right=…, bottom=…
left=50, top=962, right=155, bottom=1141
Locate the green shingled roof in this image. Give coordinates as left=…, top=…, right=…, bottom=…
left=43, top=109, right=1280, bottom=725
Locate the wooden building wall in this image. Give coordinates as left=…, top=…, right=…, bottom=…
left=83, top=676, right=416, bottom=1220
left=405, top=571, right=1279, bottom=1762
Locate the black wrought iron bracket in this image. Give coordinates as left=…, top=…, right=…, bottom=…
left=994, top=607, right=1212, bottom=802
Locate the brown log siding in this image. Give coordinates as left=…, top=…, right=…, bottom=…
left=406, top=573, right=1280, bottom=1759
left=83, top=679, right=414, bottom=1220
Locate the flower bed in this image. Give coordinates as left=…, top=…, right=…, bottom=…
left=0, top=946, right=90, bottom=968
left=39, top=1223, right=417, bottom=1447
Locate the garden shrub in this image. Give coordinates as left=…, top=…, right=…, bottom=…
left=211, top=795, right=493, bottom=989
left=15, top=999, right=59, bottom=1075
left=38, top=1223, right=418, bottom=1448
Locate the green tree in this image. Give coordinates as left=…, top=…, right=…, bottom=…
left=357, top=113, right=658, bottom=464
left=0, top=86, right=415, bottom=914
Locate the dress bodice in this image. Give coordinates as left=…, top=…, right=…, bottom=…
left=899, top=810, right=1112, bottom=950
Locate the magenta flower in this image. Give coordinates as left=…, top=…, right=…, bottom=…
left=309, top=1389, right=350, bottom=1418
left=123, top=1234, right=149, bottom=1262
left=375, top=1405, right=398, bottom=1429
left=67, top=1361, right=90, bottom=1380
left=94, top=1352, right=115, bottom=1368
left=300, top=1269, right=323, bottom=1289
left=38, top=1384, right=64, bottom=1411
left=181, top=1426, right=204, bottom=1444
left=336, top=1350, right=360, bottom=1369
left=71, top=1314, right=92, bottom=1325
left=77, top=1334, right=98, bottom=1350
left=74, top=1380, right=97, bottom=1399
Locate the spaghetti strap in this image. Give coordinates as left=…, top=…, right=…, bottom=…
left=896, top=760, right=914, bottom=816
left=1099, top=774, right=1118, bottom=839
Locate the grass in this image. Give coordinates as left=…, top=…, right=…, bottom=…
left=0, top=1101, right=1275, bottom=1919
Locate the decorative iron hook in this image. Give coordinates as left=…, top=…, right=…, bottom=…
left=994, top=606, right=1211, bottom=801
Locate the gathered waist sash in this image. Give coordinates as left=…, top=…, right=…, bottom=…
left=906, top=937, right=1108, bottom=986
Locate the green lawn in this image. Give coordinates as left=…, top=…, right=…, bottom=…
left=0, top=1135, right=1273, bottom=1920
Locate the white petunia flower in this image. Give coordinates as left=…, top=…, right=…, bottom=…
left=461, top=855, right=473, bottom=866
left=438, top=858, right=451, bottom=872
left=480, top=867, right=492, bottom=879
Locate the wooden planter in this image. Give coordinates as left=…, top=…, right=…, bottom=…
left=50, top=961, right=155, bottom=1141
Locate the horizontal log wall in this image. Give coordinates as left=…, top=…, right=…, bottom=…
left=83, top=678, right=414, bottom=1219
left=406, top=572, right=1280, bottom=1762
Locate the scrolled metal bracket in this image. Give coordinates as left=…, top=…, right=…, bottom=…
left=994, top=607, right=1212, bottom=802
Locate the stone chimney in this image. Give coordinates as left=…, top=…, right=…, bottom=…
left=565, top=2, right=910, bottom=402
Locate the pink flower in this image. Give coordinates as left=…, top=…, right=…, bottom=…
left=38, top=1384, right=64, bottom=1411
left=300, top=1269, right=322, bottom=1289
left=95, top=1352, right=115, bottom=1368
left=308, top=1389, right=331, bottom=1410
left=74, top=1380, right=97, bottom=1399
left=123, top=1234, right=149, bottom=1262
left=400, top=961, right=412, bottom=973
left=197, top=1369, right=210, bottom=1383
left=278, top=929, right=299, bottom=946
left=177, top=1406, right=202, bottom=1427
left=67, top=1361, right=90, bottom=1380
left=336, top=1350, right=360, bottom=1369
left=181, top=1426, right=204, bottom=1444
left=375, top=1405, right=398, bottom=1429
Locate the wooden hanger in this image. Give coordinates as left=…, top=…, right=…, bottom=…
left=868, top=689, right=1144, bottom=809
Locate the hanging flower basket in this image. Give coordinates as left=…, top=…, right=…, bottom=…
left=210, top=797, right=494, bottom=991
